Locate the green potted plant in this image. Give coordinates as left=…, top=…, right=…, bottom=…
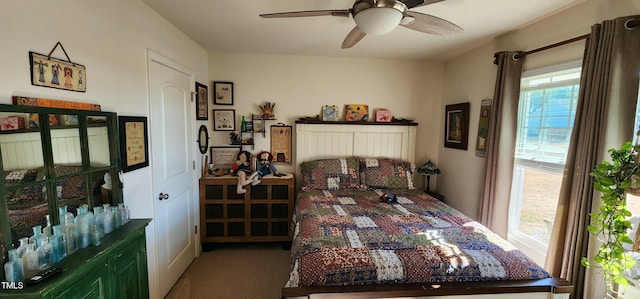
left=583, top=141, right=640, bottom=295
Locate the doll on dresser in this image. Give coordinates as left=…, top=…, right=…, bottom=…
left=231, top=151, right=257, bottom=194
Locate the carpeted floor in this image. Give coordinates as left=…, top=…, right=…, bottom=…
left=165, top=243, right=291, bottom=299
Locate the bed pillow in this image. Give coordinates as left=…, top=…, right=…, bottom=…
left=4, top=168, right=38, bottom=187
left=359, top=157, right=415, bottom=189
left=300, top=157, right=362, bottom=191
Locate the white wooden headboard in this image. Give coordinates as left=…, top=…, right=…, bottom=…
left=295, top=122, right=417, bottom=183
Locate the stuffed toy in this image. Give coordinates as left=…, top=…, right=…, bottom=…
left=248, top=151, right=284, bottom=185
left=231, top=151, right=256, bottom=194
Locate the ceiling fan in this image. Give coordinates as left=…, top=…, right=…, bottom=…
left=260, top=0, right=463, bottom=49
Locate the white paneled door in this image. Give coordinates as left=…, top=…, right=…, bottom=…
left=148, top=52, right=196, bottom=298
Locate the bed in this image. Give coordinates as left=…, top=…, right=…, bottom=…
left=283, top=122, right=573, bottom=299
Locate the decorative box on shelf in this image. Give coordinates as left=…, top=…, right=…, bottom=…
left=0, top=115, right=25, bottom=131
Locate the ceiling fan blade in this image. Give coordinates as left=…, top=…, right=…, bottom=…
left=260, top=9, right=350, bottom=18
left=400, top=0, right=444, bottom=9
left=401, top=11, right=462, bottom=36
left=342, top=26, right=366, bottom=49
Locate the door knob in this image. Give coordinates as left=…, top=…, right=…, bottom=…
left=158, top=193, right=169, bottom=200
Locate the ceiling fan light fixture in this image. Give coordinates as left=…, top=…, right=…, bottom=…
left=353, top=7, right=403, bottom=35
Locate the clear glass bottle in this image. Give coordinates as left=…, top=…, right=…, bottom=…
left=103, top=204, right=114, bottom=234
left=16, top=237, right=29, bottom=258
left=111, top=206, right=122, bottom=229
left=93, top=206, right=105, bottom=238
left=118, top=203, right=126, bottom=224
left=62, top=213, right=79, bottom=255
left=36, top=238, right=52, bottom=270
left=50, top=225, right=66, bottom=263
left=76, top=205, right=94, bottom=249
left=4, top=249, right=24, bottom=282
left=22, top=243, right=39, bottom=278
left=42, top=214, right=53, bottom=237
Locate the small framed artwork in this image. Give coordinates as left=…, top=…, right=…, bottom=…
left=475, top=98, right=492, bottom=157
left=213, top=81, right=233, bottom=105
left=345, top=104, right=369, bottom=121
left=118, top=116, right=150, bottom=172
left=29, top=50, right=87, bottom=92
left=213, top=109, right=235, bottom=131
left=322, top=105, right=339, bottom=121
left=375, top=109, right=391, bottom=122
left=195, top=82, right=208, bottom=120
left=271, top=125, right=292, bottom=164
left=444, top=102, right=470, bottom=150
left=209, top=146, right=241, bottom=169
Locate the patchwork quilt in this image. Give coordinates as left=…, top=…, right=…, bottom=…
left=286, top=189, right=550, bottom=287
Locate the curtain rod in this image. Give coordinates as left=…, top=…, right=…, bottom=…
left=513, top=18, right=639, bottom=60
left=514, top=34, right=589, bottom=59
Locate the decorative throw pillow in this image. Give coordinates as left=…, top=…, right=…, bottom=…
left=300, top=157, right=362, bottom=191
left=359, top=158, right=415, bottom=189
left=4, top=168, right=38, bottom=187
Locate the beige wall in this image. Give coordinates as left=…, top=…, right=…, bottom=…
left=209, top=52, right=444, bottom=179
left=0, top=1, right=209, bottom=298
left=440, top=0, right=640, bottom=297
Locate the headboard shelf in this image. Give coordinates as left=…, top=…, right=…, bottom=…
left=295, top=119, right=418, bottom=126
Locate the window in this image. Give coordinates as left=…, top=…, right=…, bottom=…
left=508, top=62, right=582, bottom=265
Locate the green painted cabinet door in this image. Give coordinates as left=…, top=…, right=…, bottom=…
left=109, top=237, right=148, bottom=299
left=52, top=264, right=109, bottom=299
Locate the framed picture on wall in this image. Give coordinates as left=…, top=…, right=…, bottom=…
left=213, top=109, right=235, bottom=131
left=270, top=125, right=292, bottom=164
left=118, top=116, right=150, bottom=172
left=196, top=82, right=208, bottom=120
left=213, top=81, right=233, bottom=105
left=444, top=102, right=470, bottom=150
left=209, top=146, right=241, bottom=169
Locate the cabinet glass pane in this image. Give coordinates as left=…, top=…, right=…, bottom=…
left=272, top=222, right=289, bottom=236
left=228, top=222, right=245, bottom=236
left=272, top=204, right=289, bottom=218
left=250, top=185, right=267, bottom=199
left=92, top=171, right=113, bottom=206
left=7, top=182, right=48, bottom=240
left=251, top=204, right=268, bottom=218
left=57, top=174, right=87, bottom=215
left=51, top=115, right=82, bottom=175
left=251, top=222, right=268, bottom=236
left=88, top=117, right=110, bottom=167
left=226, top=185, right=244, bottom=200
left=272, top=185, right=289, bottom=199
left=227, top=204, right=244, bottom=218
left=0, top=113, right=45, bottom=187
left=205, top=204, right=224, bottom=219
left=206, top=223, right=224, bottom=237
left=205, top=184, right=224, bottom=200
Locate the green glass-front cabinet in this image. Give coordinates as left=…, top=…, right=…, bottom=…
left=0, top=104, right=149, bottom=298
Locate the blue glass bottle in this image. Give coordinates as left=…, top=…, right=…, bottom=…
left=29, top=225, right=46, bottom=250
left=3, top=249, right=24, bottom=282
left=50, top=225, right=66, bottom=263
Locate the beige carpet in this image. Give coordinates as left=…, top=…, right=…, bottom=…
left=165, top=243, right=291, bottom=299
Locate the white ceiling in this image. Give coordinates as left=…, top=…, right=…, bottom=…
left=141, top=0, right=587, bottom=61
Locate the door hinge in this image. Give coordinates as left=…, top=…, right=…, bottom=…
left=193, top=160, right=196, bottom=170
left=195, top=225, right=198, bottom=234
